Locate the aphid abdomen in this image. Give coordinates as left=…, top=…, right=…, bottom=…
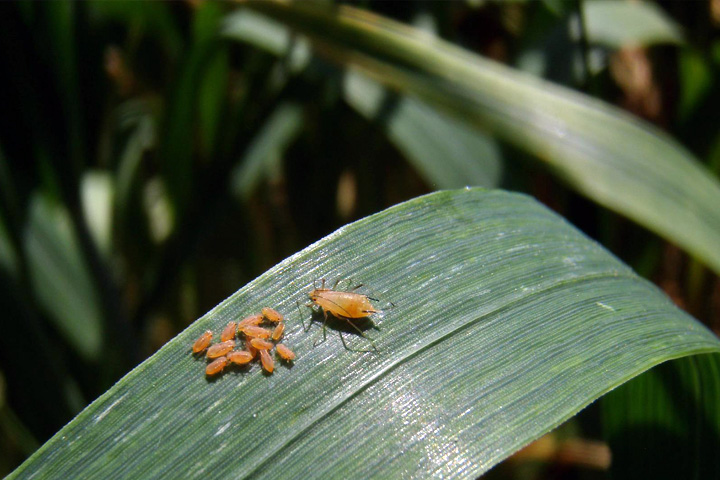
left=227, top=350, right=253, bottom=365
left=192, top=330, right=213, bottom=353
left=250, top=338, right=273, bottom=350
left=206, top=356, right=228, bottom=376
left=246, top=340, right=258, bottom=359
left=259, top=349, right=274, bottom=373
left=276, top=343, right=295, bottom=361
left=261, top=307, right=283, bottom=323
left=240, top=325, right=272, bottom=339
left=272, top=323, right=285, bottom=341
left=206, top=340, right=235, bottom=359
left=238, top=314, right=263, bottom=328
left=221, top=321, right=238, bottom=342
left=315, top=291, right=376, bottom=318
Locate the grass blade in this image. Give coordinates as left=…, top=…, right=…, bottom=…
left=9, top=189, right=719, bottom=479
left=240, top=1, right=720, bottom=276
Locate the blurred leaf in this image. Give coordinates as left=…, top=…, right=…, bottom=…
left=583, top=0, right=683, bottom=48
left=23, top=194, right=103, bottom=360
left=80, top=171, right=114, bottom=258
left=0, top=149, right=19, bottom=277
left=344, top=71, right=502, bottom=189
left=195, top=2, right=230, bottom=160
left=223, top=10, right=503, bottom=190
left=222, top=9, right=311, bottom=67
left=241, top=1, right=720, bottom=276
left=677, top=48, right=713, bottom=122
left=198, top=48, right=229, bottom=159
left=231, top=102, right=304, bottom=200
left=88, top=1, right=184, bottom=60
left=113, top=100, right=157, bottom=229
left=9, top=189, right=720, bottom=479
left=43, top=2, right=85, bottom=170
left=159, top=1, right=224, bottom=220
left=0, top=215, right=17, bottom=278
left=602, top=354, right=720, bottom=478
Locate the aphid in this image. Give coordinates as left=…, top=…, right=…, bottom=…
left=240, top=325, right=272, bottom=339
left=220, top=321, right=238, bottom=342
left=306, top=279, right=381, bottom=351
left=250, top=338, right=274, bottom=350
left=275, top=343, right=296, bottom=361
left=206, top=340, right=235, bottom=359
left=192, top=330, right=213, bottom=353
left=227, top=350, right=254, bottom=365
left=271, top=322, right=285, bottom=341
left=308, top=280, right=379, bottom=319
left=261, top=307, right=283, bottom=323
left=259, top=349, right=274, bottom=373
left=238, top=314, right=263, bottom=328
left=246, top=340, right=258, bottom=359
left=206, top=356, right=228, bottom=376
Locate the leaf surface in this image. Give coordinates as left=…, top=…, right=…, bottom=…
left=10, top=189, right=720, bottom=479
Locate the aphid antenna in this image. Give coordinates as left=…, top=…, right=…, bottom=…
left=331, top=278, right=364, bottom=291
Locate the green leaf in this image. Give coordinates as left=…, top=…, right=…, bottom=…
left=602, top=354, right=720, bottom=478
left=343, top=72, right=502, bottom=189
left=231, top=102, right=304, bottom=200
left=80, top=171, right=114, bottom=258
left=223, top=10, right=503, bottom=190
left=159, top=1, right=224, bottom=220
left=23, top=193, right=103, bottom=361
left=239, top=1, right=720, bottom=276
left=583, top=0, right=684, bottom=48
left=9, top=189, right=719, bottom=479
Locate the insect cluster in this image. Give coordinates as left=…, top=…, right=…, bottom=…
left=192, top=307, right=295, bottom=377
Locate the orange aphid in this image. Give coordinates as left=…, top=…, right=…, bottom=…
left=221, top=321, right=238, bottom=342
left=261, top=307, right=283, bottom=323
left=227, top=350, right=253, bottom=365
left=206, top=356, right=228, bottom=376
left=206, top=340, right=235, bottom=359
left=240, top=325, right=272, bottom=339
left=238, top=314, right=263, bottom=328
left=250, top=338, right=273, bottom=350
left=309, top=284, right=379, bottom=319
left=276, top=343, right=295, bottom=361
left=271, top=323, right=285, bottom=341
left=246, top=340, right=258, bottom=359
left=259, top=349, right=274, bottom=373
left=192, top=330, right=213, bottom=353
left=307, top=279, right=381, bottom=351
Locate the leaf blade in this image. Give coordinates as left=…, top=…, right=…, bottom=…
left=239, top=1, right=720, bottom=276
left=9, top=189, right=720, bottom=479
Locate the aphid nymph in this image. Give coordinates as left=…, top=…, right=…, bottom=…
left=206, top=356, right=228, bottom=376
left=192, top=330, right=213, bottom=354
left=261, top=307, right=283, bottom=323
left=276, top=343, right=296, bottom=361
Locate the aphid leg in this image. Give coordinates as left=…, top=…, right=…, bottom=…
left=298, top=299, right=314, bottom=332
left=344, top=318, right=378, bottom=352
left=312, top=310, right=330, bottom=347
left=331, top=278, right=340, bottom=289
